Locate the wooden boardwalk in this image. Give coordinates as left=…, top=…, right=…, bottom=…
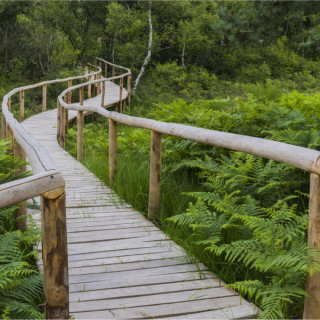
left=22, top=80, right=258, bottom=319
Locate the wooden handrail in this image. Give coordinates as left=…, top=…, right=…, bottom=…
left=57, top=59, right=320, bottom=319
left=0, top=64, right=102, bottom=319
left=58, top=85, right=320, bottom=175
left=0, top=170, right=64, bottom=208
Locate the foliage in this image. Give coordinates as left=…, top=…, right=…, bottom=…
left=167, top=153, right=319, bottom=319
left=0, top=141, right=43, bottom=319
left=66, top=88, right=320, bottom=318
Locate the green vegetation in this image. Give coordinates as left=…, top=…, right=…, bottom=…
left=66, top=89, right=320, bottom=319
left=2, top=1, right=320, bottom=318
left=0, top=141, right=43, bottom=319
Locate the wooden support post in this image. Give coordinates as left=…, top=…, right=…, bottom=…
left=77, top=111, right=84, bottom=162
left=80, top=86, right=84, bottom=106
left=1, top=113, right=6, bottom=140
left=88, top=75, right=92, bottom=98
left=93, top=74, right=96, bottom=96
left=101, top=81, right=106, bottom=108
left=42, top=84, right=47, bottom=112
left=303, top=173, right=320, bottom=319
left=148, top=130, right=162, bottom=220
left=97, top=73, right=101, bottom=95
left=99, top=60, right=102, bottom=70
left=127, top=74, right=131, bottom=111
left=109, top=118, right=117, bottom=187
left=119, top=78, right=123, bottom=113
left=41, top=191, right=69, bottom=319
left=68, top=80, right=72, bottom=104
left=6, top=125, right=13, bottom=154
left=105, top=63, right=108, bottom=78
left=60, top=104, right=65, bottom=149
left=112, top=66, right=115, bottom=82
left=57, top=99, right=61, bottom=140
left=8, top=97, right=11, bottom=112
left=13, top=139, right=26, bottom=231
left=20, top=90, right=24, bottom=122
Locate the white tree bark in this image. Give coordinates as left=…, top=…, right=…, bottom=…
left=181, top=42, right=186, bottom=67
left=132, top=0, right=152, bottom=96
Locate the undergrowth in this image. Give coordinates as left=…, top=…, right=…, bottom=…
left=65, top=86, right=320, bottom=319
left=0, top=141, right=43, bottom=319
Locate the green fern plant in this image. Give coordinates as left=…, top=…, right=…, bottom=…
left=0, top=140, right=43, bottom=319
left=167, top=152, right=320, bottom=319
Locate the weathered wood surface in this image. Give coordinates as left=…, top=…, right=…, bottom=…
left=22, top=106, right=258, bottom=318
left=66, top=80, right=128, bottom=122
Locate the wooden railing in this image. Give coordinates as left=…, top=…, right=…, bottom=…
left=1, top=58, right=320, bottom=318
left=58, top=59, right=320, bottom=319
left=0, top=64, right=102, bottom=319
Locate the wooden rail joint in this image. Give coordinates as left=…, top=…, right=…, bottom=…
left=42, top=186, right=65, bottom=200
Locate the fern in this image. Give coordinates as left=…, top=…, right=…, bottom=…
left=166, top=152, right=320, bottom=318
left=0, top=141, right=43, bottom=319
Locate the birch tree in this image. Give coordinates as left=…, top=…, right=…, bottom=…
left=132, top=0, right=152, bottom=96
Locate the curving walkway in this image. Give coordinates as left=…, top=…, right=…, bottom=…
left=22, top=80, right=258, bottom=319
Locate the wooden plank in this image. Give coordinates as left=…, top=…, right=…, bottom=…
left=161, top=304, right=258, bottom=319
left=70, top=278, right=222, bottom=303
left=70, top=286, right=236, bottom=313
left=67, top=250, right=185, bottom=268
left=69, top=271, right=217, bottom=293
left=68, top=264, right=205, bottom=285
left=68, top=256, right=189, bottom=276
left=67, top=246, right=176, bottom=263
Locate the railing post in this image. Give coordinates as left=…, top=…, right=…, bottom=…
left=109, top=118, right=117, bottom=187
left=42, top=84, right=47, bottom=112
left=8, top=97, right=11, bottom=112
left=13, top=139, right=27, bottom=231
left=303, top=173, right=320, bottom=319
left=68, top=80, right=72, bottom=105
left=119, top=77, right=123, bottom=113
left=77, top=87, right=84, bottom=161
left=105, top=63, right=108, bottom=78
left=6, top=125, right=14, bottom=154
left=60, top=102, right=66, bottom=149
left=57, top=99, right=61, bottom=139
left=101, top=81, right=106, bottom=108
left=88, top=75, right=92, bottom=98
left=20, top=90, right=24, bottom=122
left=4, top=97, right=11, bottom=138
left=80, top=86, right=84, bottom=106
left=148, top=130, right=162, bottom=220
left=97, top=73, right=101, bottom=95
left=64, top=80, right=72, bottom=134
left=77, top=111, right=84, bottom=162
left=93, top=74, right=96, bottom=96
left=127, top=74, right=131, bottom=111
left=112, top=65, right=115, bottom=82
left=1, top=113, right=6, bottom=140
left=41, top=190, right=69, bottom=319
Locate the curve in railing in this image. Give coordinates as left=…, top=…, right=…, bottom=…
left=58, top=59, right=320, bottom=319
left=0, top=64, right=102, bottom=318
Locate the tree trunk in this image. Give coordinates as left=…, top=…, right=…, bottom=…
left=181, top=42, right=186, bottom=67
left=132, top=0, right=153, bottom=96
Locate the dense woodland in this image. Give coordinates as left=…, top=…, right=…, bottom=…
left=2, top=1, right=320, bottom=319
